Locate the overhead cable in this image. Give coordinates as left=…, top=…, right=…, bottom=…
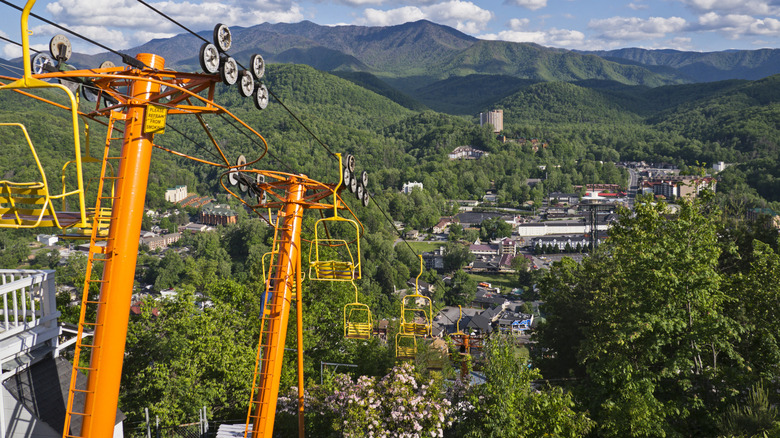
left=0, top=0, right=147, bottom=69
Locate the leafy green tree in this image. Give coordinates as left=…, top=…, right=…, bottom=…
left=443, top=242, right=474, bottom=272
left=479, top=217, right=512, bottom=241
left=445, top=270, right=476, bottom=306
left=33, top=248, right=60, bottom=269
left=538, top=195, right=744, bottom=437
left=718, top=382, right=780, bottom=438
left=120, top=292, right=256, bottom=425
left=455, top=335, right=593, bottom=438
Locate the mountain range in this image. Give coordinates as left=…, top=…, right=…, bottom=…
left=5, top=19, right=780, bottom=115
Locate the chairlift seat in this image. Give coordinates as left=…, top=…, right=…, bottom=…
left=395, top=333, right=417, bottom=360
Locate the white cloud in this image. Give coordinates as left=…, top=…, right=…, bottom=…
left=359, top=6, right=426, bottom=26
left=46, top=0, right=303, bottom=31
left=589, top=16, right=687, bottom=40
left=508, top=18, right=530, bottom=30
left=480, top=27, right=586, bottom=48
left=628, top=2, right=649, bottom=10
left=692, top=12, right=780, bottom=38
left=505, top=0, right=548, bottom=11
left=679, top=0, right=780, bottom=15
left=42, top=0, right=303, bottom=50
left=749, top=17, right=780, bottom=35
left=2, top=43, right=49, bottom=60
left=333, top=0, right=384, bottom=5
left=357, top=1, right=494, bottom=33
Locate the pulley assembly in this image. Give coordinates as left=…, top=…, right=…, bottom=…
left=198, top=24, right=268, bottom=110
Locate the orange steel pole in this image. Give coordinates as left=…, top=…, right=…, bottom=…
left=252, top=179, right=305, bottom=437
left=296, top=246, right=305, bottom=438
left=81, top=53, right=164, bottom=437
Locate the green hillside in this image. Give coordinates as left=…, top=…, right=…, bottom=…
left=433, top=40, right=683, bottom=86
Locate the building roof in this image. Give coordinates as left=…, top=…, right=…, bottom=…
left=455, top=212, right=506, bottom=226
left=464, top=314, right=492, bottom=333
left=4, top=356, right=125, bottom=435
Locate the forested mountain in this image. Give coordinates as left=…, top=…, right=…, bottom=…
left=583, top=47, right=780, bottom=82
left=5, top=31, right=780, bottom=435
left=64, top=20, right=683, bottom=98
left=55, top=19, right=780, bottom=105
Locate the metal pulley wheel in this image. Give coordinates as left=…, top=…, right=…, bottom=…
left=357, top=183, right=364, bottom=201
left=49, top=34, right=71, bottom=62
left=361, top=170, right=368, bottom=187
left=213, top=23, right=232, bottom=52
left=32, top=53, right=54, bottom=80
left=82, top=83, right=99, bottom=102
left=236, top=155, right=248, bottom=192
left=349, top=174, right=358, bottom=193
left=362, top=191, right=370, bottom=207
left=220, top=57, right=239, bottom=85
left=345, top=154, right=356, bottom=172
left=254, top=83, right=269, bottom=110
left=256, top=174, right=267, bottom=203
left=238, top=70, right=255, bottom=97
left=250, top=54, right=265, bottom=80
left=343, top=166, right=352, bottom=188
left=99, top=60, right=115, bottom=69
left=199, top=43, right=220, bottom=74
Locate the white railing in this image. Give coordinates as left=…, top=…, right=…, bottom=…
left=0, top=269, right=58, bottom=340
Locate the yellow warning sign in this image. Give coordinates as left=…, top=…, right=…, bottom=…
left=144, top=104, right=167, bottom=134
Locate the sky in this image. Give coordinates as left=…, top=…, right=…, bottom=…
left=2, top=0, right=780, bottom=59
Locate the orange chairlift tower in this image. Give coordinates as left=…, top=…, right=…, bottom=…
left=1, top=2, right=373, bottom=437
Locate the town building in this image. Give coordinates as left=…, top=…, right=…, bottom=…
left=479, top=109, right=503, bottom=133
left=139, top=232, right=182, bottom=251
left=422, top=246, right=446, bottom=271
left=432, top=217, right=454, bottom=234
left=198, top=204, right=238, bottom=226
left=401, top=181, right=423, bottom=194
left=164, top=185, right=188, bottom=203
left=642, top=176, right=716, bottom=199
left=36, top=234, right=58, bottom=246
left=448, top=146, right=489, bottom=160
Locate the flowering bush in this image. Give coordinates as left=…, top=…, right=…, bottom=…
left=277, top=362, right=452, bottom=437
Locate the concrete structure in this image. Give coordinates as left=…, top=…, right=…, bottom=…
left=401, top=182, right=423, bottom=194
left=0, top=270, right=125, bottom=437
left=164, top=185, right=188, bottom=203
left=479, top=109, right=503, bottom=133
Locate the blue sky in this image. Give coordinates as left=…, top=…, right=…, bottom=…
left=2, top=0, right=780, bottom=58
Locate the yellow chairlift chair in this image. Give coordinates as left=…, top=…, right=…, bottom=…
left=400, top=255, right=433, bottom=337
left=395, top=332, right=417, bottom=360
left=0, top=27, right=88, bottom=231
left=343, top=280, right=372, bottom=340
left=309, top=153, right=362, bottom=281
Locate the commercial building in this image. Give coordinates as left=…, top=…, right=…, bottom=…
left=479, top=109, right=503, bottom=133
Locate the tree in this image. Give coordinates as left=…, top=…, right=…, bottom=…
left=537, top=195, right=743, bottom=437
left=120, top=292, right=256, bottom=425
left=479, top=217, right=512, bottom=241
left=445, top=270, right=476, bottom=306
left=443, top=242, right=474, bottom=272
left=454, top=335, right=593, bottom=438
left=448, top=223, right=464, bottom=241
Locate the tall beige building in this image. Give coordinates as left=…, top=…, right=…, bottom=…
left=480, top=109, right=503, bottom=133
